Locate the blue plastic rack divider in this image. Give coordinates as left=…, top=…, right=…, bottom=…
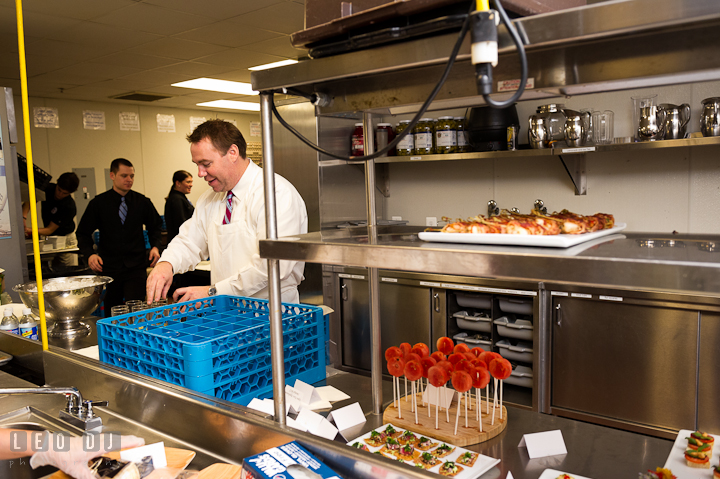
left=96, top=295, right=326, bottom=405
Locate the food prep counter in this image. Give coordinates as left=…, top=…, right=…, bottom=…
left=0, top=347, right=674, bottom=478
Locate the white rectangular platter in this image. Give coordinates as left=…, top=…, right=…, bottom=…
left=418, top=223, right=626, bottom=248
left=663, top=429, right=720, bottom=477
left=538, top=469, right=592, bottom=479
left=347, top=423, right=500, bottom=479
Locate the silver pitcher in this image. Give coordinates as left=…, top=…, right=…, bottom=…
left=637, top=105, right=666, bottom=141
left=528, top=115, right=548, bottom=149
left=536, top=104, right=566, bottom=142
left=700, top=97, right=720, bottom=137
left=561, top=109, right=591, bottom=147
left=659, top=103, right=690, bottom=139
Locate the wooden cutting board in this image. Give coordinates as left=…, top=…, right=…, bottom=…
left=48, top=446, right=196, bottom=479
left=198, top=463, right=243, bottom=479
left=382, top=392, right=507, bottom=446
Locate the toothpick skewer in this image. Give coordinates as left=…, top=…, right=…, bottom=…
left=453, top=393, right=462, bottom=435
left=413, top=381, right=419, bottom=424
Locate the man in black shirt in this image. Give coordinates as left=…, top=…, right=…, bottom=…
left=77, top=158, right=162, bottom=315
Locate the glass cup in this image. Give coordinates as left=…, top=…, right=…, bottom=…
left=592, top=110, right=614, bottom=144
left=580, top=109, right=596, bottom=144
left=130, top=304, right=148, bottom=312
left=152, top=298, right=169, bottom=308
left=631, top=95, right=657, bottom=141
left=110, top=305, right=129, bottom=317
left=125, top=300, right=143, bottom=308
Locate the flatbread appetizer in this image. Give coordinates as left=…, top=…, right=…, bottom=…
left=415, top=451, right=441, bottom=469
left=384, top=424, right=402, bottom=439
left=456, top=451, right=479, bottom=467
left=684, top=447, right=711, bottom=468
left=364, top=430, right=386, bottom=447
left=439, top=461, right=464, bottom=477
left=397, top=430, right=418, bottom=445
left=416, top=436, right=438, bottom=451
left=433, top=443, right=455, bottom=458
left=395, top=444, right=420, bottom=462
left=350, top=442, right=369, bottom=452
left=379, top=437, right=401, bottom=458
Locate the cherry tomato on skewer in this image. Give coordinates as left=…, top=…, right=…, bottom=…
left=453, top=343, right=470, bottom=354
left=470, top=347, right=485, bottom=358
left=436, top=337, right=454, bottom=355
left=471, top=359, right=488, bottom=370
left=385, top=346, right=402, bottom=362
left=437, top=360, right=453, bottom=374
left=430, top=351, right=446, bottom=363
left=463, top=352, right=475, bottom=362
left=399, top=342, right=412, bottom=356
left=451, top=370, right=473, bottom=393
left=428, top=365, right=449, bottom=387
left=412, top=343, right=430, bottom=357
left=387, top=356, right=406, bottom=377
left=478, top=351, right=496, bottom=368
left=471, top=366, right=491, bottom=389
left=448, top=352, right=466, bottom=366
left=404, top=360, right=423, bottom=382
left=488, top=358, right=512, bottom=380
left=404, top=352, right=422, bottom=363
left=420, top=357, right=437, bottom=378
left=455, top=359, right=475, bottom=376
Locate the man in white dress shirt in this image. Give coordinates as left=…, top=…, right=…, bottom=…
left=146, top=120, right=307, bottom=304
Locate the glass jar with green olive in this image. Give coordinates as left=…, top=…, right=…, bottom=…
left=413, top=118, right=435, bottom=155
left=455, top=116, right=469, bottom=152
left=395, top=120, right=414, bottom=156
left=435, top=116, right=457, bottom=154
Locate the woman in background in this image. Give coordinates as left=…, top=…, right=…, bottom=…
left=164, top=170, right=194, bottom=243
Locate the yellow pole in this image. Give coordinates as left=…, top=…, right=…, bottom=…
left=477, top=0, right=490, bottom=11
left=15, top=0, right=48, bottom=350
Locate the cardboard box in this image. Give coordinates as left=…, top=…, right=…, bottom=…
left=241, top=441, right=342, bottom=479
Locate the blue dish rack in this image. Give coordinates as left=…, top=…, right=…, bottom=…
left=96, top=295, right=326, bottom=406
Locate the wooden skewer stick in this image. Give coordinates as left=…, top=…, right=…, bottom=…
left=464, top=391, right=468, bottom=428
left=405, top=377, right=408, bottom=402
left=397, top=376, right=403, bottom=419
left=486, top=384, right=490, bottom=415
left=453, top=393, right=462, bottom=435
left=500, top=379, right=504, bottom=420
left=414, top=382, right=420, bottom=424
left=477, top=388, right=483, bottom=432
left=435, top=388, right=440, bottom=430
left=392, top=377, right=397, bottom=409
left=491, top=378, right=498, bottom=425
left=445, top=386, right=450, bottom=423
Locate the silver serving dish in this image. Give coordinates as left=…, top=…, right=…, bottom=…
left=13, top=275, right=113, bottom=338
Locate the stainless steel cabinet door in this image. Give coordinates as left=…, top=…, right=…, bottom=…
left=341, top=278, right=432, bottom=372
left=552, top=298, right=697, bottom=430
left=698, top=312, right=720, bottom=432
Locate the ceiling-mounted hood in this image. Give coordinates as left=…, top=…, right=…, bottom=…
left=252, top=0, right=720, bottom=115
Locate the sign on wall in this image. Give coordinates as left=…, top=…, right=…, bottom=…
left=33, top=107, right=59, bottom=128
left=250, top=121, right=261, bottom=137
left=83, top=110, right=106, bottom=130
left=190, top=116, right=206, bottom=132
left=156, top=114, right=176, bottom=133
left=119, top=112, right=140, bottom=131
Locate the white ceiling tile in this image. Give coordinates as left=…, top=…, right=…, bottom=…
left=0, top=6, right=84, bottom=39
left=194, top=48, right=286, bottom=70
left=5, top=0, right=134, bottom=21
left=125, top=37, right=229, bottom=61
left=153, top=61, right=235, bottom=78
left=92, top=52, right=180, bottom=70
left=211, top=69, right=254, bottom=84
left=175, top=20, right=283, bottom=48
left=45, top=22, right=162, bottom=52
left=92, top=3, right=215, bottom=36
left=243, top=36, right=307, bottom=59
left=230, top=2, right=305, bottom=35
left=118, top=69, right=196, bottom=86
left=141, top=0, right=285, bottom=20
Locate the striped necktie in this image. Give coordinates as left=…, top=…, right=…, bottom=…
left=119, top=197, right=127, bottom=225
left=223, top=191, right=233, bottom=225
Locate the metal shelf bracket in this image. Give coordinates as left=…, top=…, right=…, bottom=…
left=559, top=154, right=587, bottom=196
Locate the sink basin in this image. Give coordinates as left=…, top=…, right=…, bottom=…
left=0, top=407, right=83, bottom=479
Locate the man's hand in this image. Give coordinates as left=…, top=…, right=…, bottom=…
left=146, top=261, right=173, bottom=304
left=173, top=286, right=211, bottom=303
left=148, top=247, right=160, bottom=267
left=88, top=254, right=103, bottom=273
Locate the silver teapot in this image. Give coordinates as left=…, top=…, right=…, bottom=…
left=659, top=103, right=690, bottom=139
left=561, top=109, right=591, bottom=147
left=528, top=115, right=549, bottom=149
left=700, top=97, right=720, bottom=137
left=637, top=105, right=666, bottom=141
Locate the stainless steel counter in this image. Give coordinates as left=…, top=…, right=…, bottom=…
left=260, top=228, right=720, bottom=298
left=2, top=356, right=674, bottom=479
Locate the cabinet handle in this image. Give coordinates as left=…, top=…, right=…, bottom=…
left=434, top=293, right=440, bottom=312
left=341, top=283, right=348, bottom=301
left=556, top=303, right=562, bottom=326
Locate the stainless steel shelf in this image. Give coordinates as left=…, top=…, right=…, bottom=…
left=260, top=228, right=720, bottom=299
left=351, top=136, right=720, bottom=164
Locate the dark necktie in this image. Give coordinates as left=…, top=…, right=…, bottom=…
left=223, top=191, right=233, bottom=225
left=119, top=197, right=127, bottom=224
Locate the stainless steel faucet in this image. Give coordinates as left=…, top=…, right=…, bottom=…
left=0, top=386, right=108, bottom=430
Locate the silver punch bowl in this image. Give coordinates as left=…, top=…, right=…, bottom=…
left=13, top=275, right=113, bottom=338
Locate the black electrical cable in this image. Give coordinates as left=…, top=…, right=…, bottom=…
left=482, top=0, right=528, bottom=108
left=268, top=0, right=476, bottom=162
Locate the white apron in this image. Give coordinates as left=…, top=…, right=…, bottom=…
left=207, top=174, right=299, bottom=304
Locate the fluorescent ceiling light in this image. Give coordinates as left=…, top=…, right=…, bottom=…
left=248, top=59, right=298, bottom=71
left=172, top=78, right=257, bottom=95
left=197, top=100, right=260, bottom=111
